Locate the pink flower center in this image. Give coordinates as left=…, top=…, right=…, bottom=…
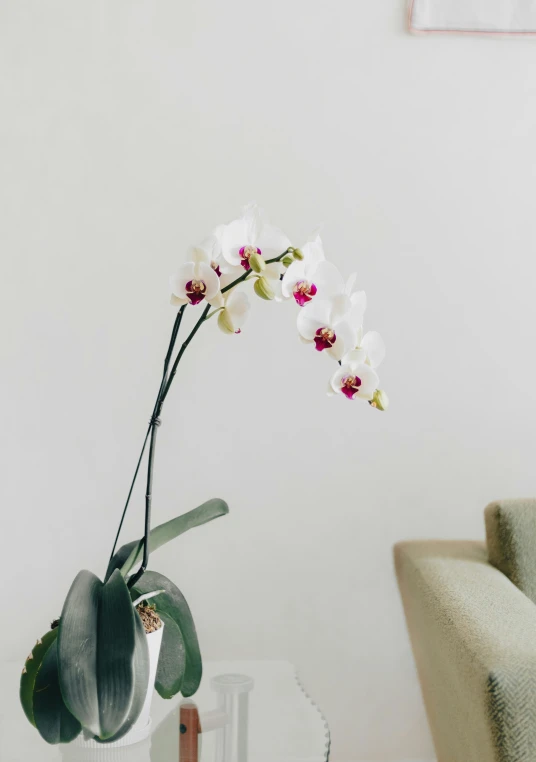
left=293, top=280, right=317, bottom=307
left=239, top=245, right=261, bottom=271
left=314, top=327, right=336, bottom=352
left=185, top=279, right=207, bottom=305
left=211, top=260, right=222, bottom=277
left=340, top=375, right=362, bottom=400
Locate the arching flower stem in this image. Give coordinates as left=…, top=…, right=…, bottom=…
left=115, top=248, right=291, bottom=587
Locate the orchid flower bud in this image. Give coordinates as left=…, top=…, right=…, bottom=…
left=281, top=255, right=294, bottom=267
left=253, top=276, right=275, bottom=301
left=217, top=309, right=235, bottom=334
left=370, top=389, right=389, bottom=411
left=249, top=252, right=266, bottom=273
left=292, top=248, right=304, bottom=261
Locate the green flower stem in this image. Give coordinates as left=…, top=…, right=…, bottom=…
left=108, top=306, right=186, bottom=569
left=158, top=303, right=211, bottom=405
left=118, top=246, right=291, bottom=586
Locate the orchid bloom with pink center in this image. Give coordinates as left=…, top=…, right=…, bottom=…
left=220, top=202, right=291, bottom=272
left=281, top=233, right=325, bottom=306
left=170, top=240, right=222, bottom=307
left=296, top=291, right=366, bottom=362
left=328, top=350, right=380, bottom=402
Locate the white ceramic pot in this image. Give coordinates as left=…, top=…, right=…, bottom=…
left=67, top=623, right=164, bottom=753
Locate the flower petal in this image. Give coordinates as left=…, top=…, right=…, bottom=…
left=341, top=348, right=367, bottom=367
left=281, top=261, right=306, bottom=298
left=352, top=364, right=380, bottom=400
left=329, top=366, right=347, bottom=394
left=362, top=331, right=386, bottom=369
left=330, top=294, right=352, bottom=324
left=301, top=233, right=325, bottom=270
left=170, top=263, right=196, bottom=297
left=300, top=298, right=333, bottom=325
left=297, top=310, right=325, bottom=342
left=256, top=223, right=291, bottom=260
left=314, top=261, right=345, bottom=299
left=209, top=291, right=224, bottom=309
left=264, top=262, right=284, bottom=281
left=327, top=320, right=357, bottom=361
left=344, top=272, right=359, bottom=296
left=190, top=245, right=210, bottom=266
left=196, top=262, right=221, bottom=300
left=221, top=218, right=248, bottom=266
left=242, top=202, right=263, bottom=245
left=348, top=291, right=367, bottom=328
left=170, top=293, right=188, bottom=306
left=226, top=290, right=251, bottom=329
left=219, top=264, right=244, bottom=288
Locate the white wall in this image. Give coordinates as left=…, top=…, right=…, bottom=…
left=2, top=1, right=536, bottom=759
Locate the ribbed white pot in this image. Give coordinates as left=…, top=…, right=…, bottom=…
left=65, top=623, right=164, bottom=755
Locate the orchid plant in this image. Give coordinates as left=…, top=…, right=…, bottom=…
left=20, top=203, right=388, bottom=747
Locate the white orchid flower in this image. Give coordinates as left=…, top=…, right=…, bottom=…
left=328, top=350, right=380, bottom=401
left=217, top=291, right=251, bottom=335
left=220, top=202, right=291, bottom=272
left=353, top=328, right=386, bottom=369
left=281, top=233, right=325, bottom=305
left=170, top=239, right=223, bottom=307
left=297, top=296, right=364, bottom=361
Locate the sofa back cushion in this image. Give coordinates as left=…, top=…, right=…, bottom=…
left=485, top=499, right=536, bottom=605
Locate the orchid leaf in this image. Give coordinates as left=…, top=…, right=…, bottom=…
left=132, top=571, right=202, bottom=698
left=154, top=612, right=186, bottom=699
left=58, top=569, right=145, bottom=740
left=105, top=498, right=229, bottom=581
left=94, top=612, right=149, bottom=743
left=33, top=640, right=81, bottom=744
left=20, top=628, right=58, bottom=727
left=105, top=540, right=138, bottom=582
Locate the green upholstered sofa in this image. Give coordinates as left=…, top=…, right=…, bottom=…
left=395, top=499, right=536, bottom=762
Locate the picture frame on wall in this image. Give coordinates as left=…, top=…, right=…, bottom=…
left=409, top=0, right=536, bottom=35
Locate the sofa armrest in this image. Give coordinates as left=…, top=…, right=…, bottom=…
left=395, top=540, right=536, bottom=762
left=485, top=498, right=536, bottom=605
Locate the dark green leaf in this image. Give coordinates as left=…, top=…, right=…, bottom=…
left=97, top=569, right=137, bottom=739
left=58, top=569, right=144, bottom=740
left=94, top=611, right=149, bottom=743
left=106, top=498, right=229, bottom=581
left=58, top=570, right=101, bottom=735
left=105, top=540, right=138, bottom=583
left=33, top=640, right=81, bottom=744
left=154, top=612, right=186, bottom=699
left=20, top=629, right=58, bottom=727
left=132, top=571, right=202, bottom=697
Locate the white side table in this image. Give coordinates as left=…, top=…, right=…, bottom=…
left=1, top=660, right=330, bottom=762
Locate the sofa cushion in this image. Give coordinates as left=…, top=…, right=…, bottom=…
left=485, top=498, right=536, bottom=605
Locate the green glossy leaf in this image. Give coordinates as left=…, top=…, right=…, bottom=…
left=105, top=540, right=138, bottom=583
left=94, top=612, right=149, bottom=743
left=33, top=640, right=81, bottom=744
left=20, top=629, right=58, bottom=727
left=132, top=571, right=201, bottom=698
left=106, top=498, right=229, bottom=581
left=97, top=569, right=137, bottom=738
left=58, top=570, right=101, bottom=735
left=154, top=612, right=186, bottom=699
left=58, top=569, right=142, bottom=740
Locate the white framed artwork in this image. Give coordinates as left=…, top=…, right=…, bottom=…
left=409, top=0, right=536, bottom=35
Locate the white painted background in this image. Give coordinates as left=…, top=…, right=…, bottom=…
left=2, top=2, right=535, bottom=760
